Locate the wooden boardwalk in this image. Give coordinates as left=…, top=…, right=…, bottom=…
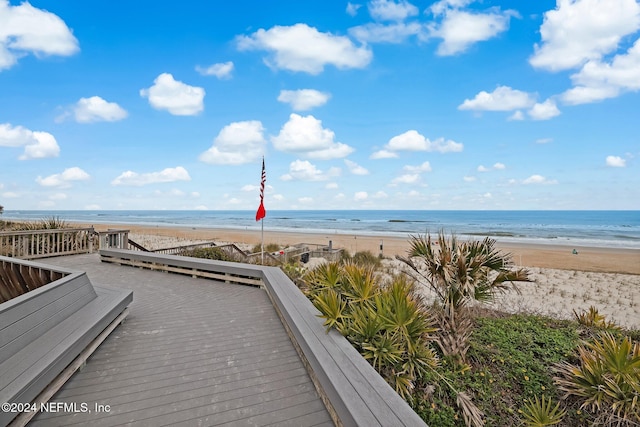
left=29, top=254, right=333, bottom=427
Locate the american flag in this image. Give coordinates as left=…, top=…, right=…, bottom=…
left=255, top=157, right=266, bottom=221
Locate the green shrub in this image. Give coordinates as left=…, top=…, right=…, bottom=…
left=179, top=247, right=234, bottom=262
left=251, top=242, right=281, bottom=253
left=352, top=250, right=381, bottom=267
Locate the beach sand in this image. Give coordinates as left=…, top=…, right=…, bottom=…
left=85, top=223, right=640, bottom=274
left=82, top=222, right=640, bottom=329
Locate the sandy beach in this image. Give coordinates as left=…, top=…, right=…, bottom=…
left=80, top=222, right=640, bottom=329
left=83, top=222, right=640, bottom=274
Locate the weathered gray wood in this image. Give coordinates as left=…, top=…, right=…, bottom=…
left=92, top=249, right=425, bottom=426
left=261, top=266, right=427, bottom=427
left=9, top=308, right=129, bottom=427
left=0, top=273, right=96, bottom=361
left=0, top=256, right=131, bottom=427
left=0, top=228, right=94, bottom=260
left=30, top=253, right=330, bottom=427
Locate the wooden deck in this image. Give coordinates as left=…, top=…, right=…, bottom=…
left=29, top=254, right=333, bottom=426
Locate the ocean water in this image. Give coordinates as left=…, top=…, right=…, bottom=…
left=2, top=210, right=639, bottom=249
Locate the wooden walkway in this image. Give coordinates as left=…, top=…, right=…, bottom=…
left=29, top=254, right=333, bottom=427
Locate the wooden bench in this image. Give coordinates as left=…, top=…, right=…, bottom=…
left=0, top=257, right=132, bottom=427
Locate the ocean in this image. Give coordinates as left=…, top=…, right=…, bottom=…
left=2, top=210, right=639, bottom=250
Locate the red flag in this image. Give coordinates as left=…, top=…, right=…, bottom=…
left=255, top=158, right=266, bottom=221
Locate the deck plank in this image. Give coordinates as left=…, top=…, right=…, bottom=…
left=29, top=254, right=332, bottom=426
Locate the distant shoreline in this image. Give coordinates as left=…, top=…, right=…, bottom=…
left=3, top=209, right=639, bottom=251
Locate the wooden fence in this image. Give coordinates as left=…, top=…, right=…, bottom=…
left=0, top=228, right=95, bottom=260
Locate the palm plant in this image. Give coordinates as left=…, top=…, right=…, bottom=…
left=303, top=261, right=439, bottom=401
left=573, top=306, right=620, bottom=330
left=521, top=395, right=566, bottom=426
left=555, top=331, right=640, bottom=425
left=399, top=232, right=530, bottom=361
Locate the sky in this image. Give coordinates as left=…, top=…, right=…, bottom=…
left=0, top=0, right=638, bottom=211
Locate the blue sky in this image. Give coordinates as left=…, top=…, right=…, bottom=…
left=0, top=0, right=638, bottom=211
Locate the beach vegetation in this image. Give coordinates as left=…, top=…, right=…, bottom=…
left=573, top=306, right=620, bottom=330
left=554, top=331, right=640, bottom=425
left=303, top=262, right=439, bottom=401
left=179, top=247, right=236, bottom=262
left=399, top=232, right=530, bottom=364
left=351, top=250, right=382, bottom=268
left=251, top=242, right=281, bottom=254
left=520, top=395, right=566, bottom=426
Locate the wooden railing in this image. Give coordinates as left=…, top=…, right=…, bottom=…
left=97, top=229, right=129, bottom=250
left=0, top=256, right=69, bottom=303
left=0, top=228, right=95, bottom=260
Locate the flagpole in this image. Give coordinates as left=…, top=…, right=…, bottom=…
left=256, top=156, right=266, bottom=265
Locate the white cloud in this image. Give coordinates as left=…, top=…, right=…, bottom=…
left=199, top=120, right=266, bottom=165
left=271, top=114, right=354, bottom=160
left=347, top=2, right=362, bottom=16
left=345, top=159, right=370, bottom=175
left=36, top=167, right=90, bottom=188
left=111, top=166, right=191, bottom=186
left=298, top=197, right=314, bottom=204
left=2, top=191, right=18, bottom=198
left=392, top=173, right=420, bottom=184
left=72, top=96, right=128, bottom=123
left=535, top=137, right=553, bottom=144
left=370, top=149, right=398, bottom=159
left=281, top=160, right=328, bottom=181
left=478, top=163, right=505, bottom=172
left=508, top=110, right=525, bottom=121
left=326, top=182, right=339, bottom=189
left=523, top=174, right=558, bottom=185
left=384, top=130, right=463, bottom=153
left=236, top=23, right=372, bottom=74
left=430, top=9, right=517, bottom=56
left=140, top=73, right=205, bottom=116
left=354, top=191, right=369, bottom=201
left=459, top=86, right=536, bottom=111
left=562, top=39, right=640, bottom=105
left=606, top=155, right=626, bottom=167
left=195, top=61, right=234, bottom=79
left=277, top=89, right=331, bottom=111
left=241, top=184, right=259, bottom=192
left=0, top=123, right=60, bottom=160
left=403, top=161, right=432, bottom=173
left=463, top=176, right=477, bottom=182
left=349, top=22, right=424, bottom=43
left=528, top=99, right=561, bottom=120
left=530, top=0, right=640, bottom=71
left=368, top=0, right=419, bottom=21
left=372, top=190, right=388, bottom=198
left=0, top=0, right=79, bottom=71
left=84, top=204, right=102, bottom=210
left=430, top=0, right=474, bottom=16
